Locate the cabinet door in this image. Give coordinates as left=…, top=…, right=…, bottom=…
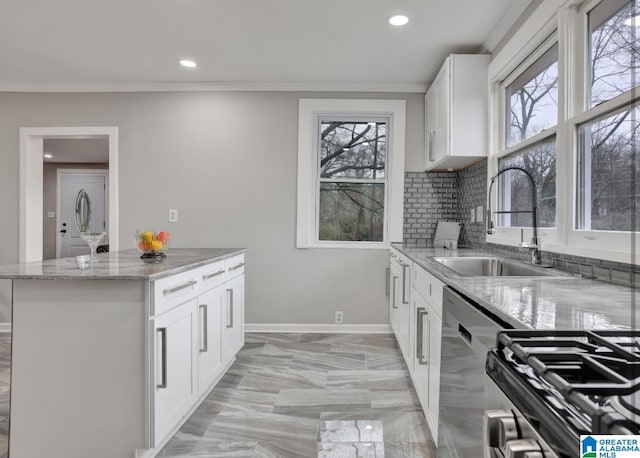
left=389, top=264, right=400, bottom=338
left=425, top=89, right=438, bottom=166
left=396, top=262, right=411, bottom=360
left=434, top=61, right=450, bottom=163
left=412, top=292, right=429, bottom=407
left=153, top=298, right=198, bottom=445
left=222, top=274, right=244, bottom=364
left=197, top=286, right=224, bottom=396
left=427, top=309, right=442, bottom=424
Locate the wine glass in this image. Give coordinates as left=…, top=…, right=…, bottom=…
left=80, top=232, right=106, bottom=263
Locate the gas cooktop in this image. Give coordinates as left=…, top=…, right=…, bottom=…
left=487, top=329, right=640, bottom=457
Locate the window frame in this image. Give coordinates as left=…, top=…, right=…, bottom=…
left=488, top=0, right=640, bottom=264
left=296, top=99, right=406, bottom=249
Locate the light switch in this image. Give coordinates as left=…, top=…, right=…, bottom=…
left=476, top=206, right=483, bottom=223
left=470, top=208, right=475, bottom=223
left=169, top=209, right=178, bottom=223
left=47, top=211, right=55, bottom=219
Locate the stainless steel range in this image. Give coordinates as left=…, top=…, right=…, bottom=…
left=485, top=329, right=640, bottom=458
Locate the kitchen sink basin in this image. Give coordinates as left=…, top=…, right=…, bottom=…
left=432, top=256, right=573, bottom=277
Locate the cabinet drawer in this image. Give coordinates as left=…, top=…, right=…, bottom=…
left=152, top=270, right=199, bottom=317
left=226, top=254, right=245, bottom=279
left=413, top=265, right=443, bottom=317
left=197, top=261, right=226, bottom=293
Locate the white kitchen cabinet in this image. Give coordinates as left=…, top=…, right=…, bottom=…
left=425, top=54, right=490, bottom=171
left=222, top=255, right=245, bottom=365
left=153, top=298, right=198, bottom=444
left=389, top=247, right=411, bottom=362
left=197, top=285, right=224, bottom=396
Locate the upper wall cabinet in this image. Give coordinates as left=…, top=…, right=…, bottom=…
left=425, top=54, right=490, bottom=171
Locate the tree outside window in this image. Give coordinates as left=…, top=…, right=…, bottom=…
left=318, top=120, right=388, bottom=242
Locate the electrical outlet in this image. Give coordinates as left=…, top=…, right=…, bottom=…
left=476, top=206, right=484, bottom=223
left=470, top=208, right=475, bottom=223
left=169, top=209, right=178, bottom=223
left=335, top=311, right=344, bottom=324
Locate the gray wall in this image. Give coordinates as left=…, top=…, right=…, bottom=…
left=0, top=91, right=425, bottom=325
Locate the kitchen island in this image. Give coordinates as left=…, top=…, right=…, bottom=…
left=0, top=248, right=246, bottom=458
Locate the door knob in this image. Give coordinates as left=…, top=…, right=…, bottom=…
left=60, top=229, right=67, bottom=234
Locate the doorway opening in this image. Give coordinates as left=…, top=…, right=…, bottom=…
left=19, top=127, right=119, bottom=263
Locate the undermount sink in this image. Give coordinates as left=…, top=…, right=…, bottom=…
left=433, top=256, right=573, bottom=278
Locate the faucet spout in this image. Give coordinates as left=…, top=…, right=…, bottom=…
left=486, top=166, right=542, bottom=265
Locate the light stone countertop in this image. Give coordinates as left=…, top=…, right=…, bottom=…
left=392, top=243, right=638, bottom=331
left=0, top=248, right=246, bottom=281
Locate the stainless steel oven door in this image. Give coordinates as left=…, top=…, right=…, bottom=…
left=484, top=375, right=559, bottom=458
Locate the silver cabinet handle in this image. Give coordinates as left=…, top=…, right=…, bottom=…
left=162, top=280, right=197, bottom=296
left=229, top=262, right=245, bottom=271
left=226, top=288, right=234, bottom=328
left=199, top=304, right=208, bottom=353
left=385, top=267, right=390, bottom=296
left=416, top=308, right=428, bottom=365
left=392, top=276, right=398, bottom=309
left=156, top=327, right=167, bottom=388
left=202, top=270, right=225, bottom=280
left=402, top=264, right=409, bottom=304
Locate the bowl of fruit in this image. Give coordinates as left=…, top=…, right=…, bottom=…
left=135, top=230, right=171, bottom=263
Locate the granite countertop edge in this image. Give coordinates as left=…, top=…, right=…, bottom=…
left=390, top=243, right=637, bottom=331
left=0, top=248, right=247, bottom=281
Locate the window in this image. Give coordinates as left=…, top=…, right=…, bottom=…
left=318, top=119, right=387, bottom=242
left=497, top=42, right=558, bottom=230
left=488, top=0, right=640, bottom=262
left=296, top=99, right=405, bottom=248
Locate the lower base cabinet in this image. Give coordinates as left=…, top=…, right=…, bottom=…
left=153, top=299, right=198, bottom=443
left=197, top=286, right=224, bottom=396
left=151, top=254, right=245, bottom=453
left=389, top=250, right=444, bottom=445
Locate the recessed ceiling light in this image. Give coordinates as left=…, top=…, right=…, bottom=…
left=44, top=153, right=52, bottom=159
left=388, top=15, right=409, bottom=26
left=179, top=59, right=197, bottom=68
left=625, top=15, right=640, bottom=26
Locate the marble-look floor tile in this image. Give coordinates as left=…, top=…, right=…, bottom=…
left=318, top=441, right=385, bottom=458
left=204, top=411, right=319, bottom=446
left=274, top=388, right=371, bottom=417
left=159, top=333, right=434, bottom=458
left=318, top=421, right=384, bottom=443
left=238, top=368, right=327, bottom=392
left=327, top=370, right=412, bottom=391
left=290, top=351, right=366, bottom=372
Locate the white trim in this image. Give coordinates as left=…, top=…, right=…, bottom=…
left=481, top=0, right=534, bottom=53
left=0, top=323, right=11, bottom=333
left=19, top=126, right=119, bottom=262
left=55, top=169, right=109, bottom=259
left=245, top=323, right=393, bottom=334
left=0, top=81, right=428, bottom=94
left=296, top=99, right=406, bottom=249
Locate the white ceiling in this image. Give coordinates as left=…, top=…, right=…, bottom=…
left=1, top=0, right=529, bottom=92
left=43, top=137, right=109, bottom=163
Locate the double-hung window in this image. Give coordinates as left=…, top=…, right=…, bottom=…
left=496, top=40, right=559, bottom=231
left=489, top=0, right=639, bottom=262
left=296, top=99, right=406, bottom=248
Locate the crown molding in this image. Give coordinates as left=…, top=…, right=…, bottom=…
left=0, top=81, right=428, bottom=94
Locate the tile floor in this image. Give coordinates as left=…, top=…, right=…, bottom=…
left=158, top=333, right=436, bottom=458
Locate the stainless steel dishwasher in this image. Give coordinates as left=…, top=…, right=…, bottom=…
left=437, top=286, right=511, bottom=458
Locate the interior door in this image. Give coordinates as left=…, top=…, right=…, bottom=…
left=58, top=173, right=106, bottom=258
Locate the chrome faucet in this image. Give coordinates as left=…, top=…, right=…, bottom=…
left=486, top=166, right=542, bottom=265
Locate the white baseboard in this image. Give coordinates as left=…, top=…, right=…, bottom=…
left=245, top=323, right=392, bottom=334
left=0, top=323, right=11, bottom=333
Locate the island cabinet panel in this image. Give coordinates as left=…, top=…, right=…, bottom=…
left=10, top=280, right=147, bottom=458
left=3, top=248, right=246, bottom=458
left=197, top=285, right=224, bottom=396
left=152, top=298, right=198, bottom=445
